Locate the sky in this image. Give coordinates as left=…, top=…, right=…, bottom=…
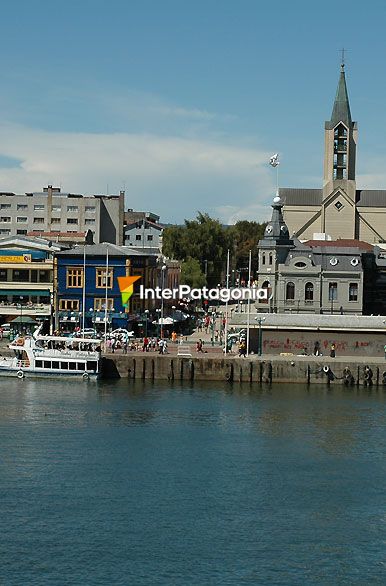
left=1, top=0, right=386, bottom=224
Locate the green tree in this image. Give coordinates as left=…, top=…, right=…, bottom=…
left=180, top=257, right=206, bottom=288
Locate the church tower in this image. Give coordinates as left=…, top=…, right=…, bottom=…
left=321, top=62, right=358, bottom=237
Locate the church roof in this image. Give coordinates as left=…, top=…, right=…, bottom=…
left=329, top=64, right=352, bottom=127
left=356, top=190, right=386, bottom=207
left=279, top=188, right=322, bottom=206
left=305, top=239, right=374, bottom=251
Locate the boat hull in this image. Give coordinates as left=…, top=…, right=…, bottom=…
left=0, top=367, right=99, bottom=380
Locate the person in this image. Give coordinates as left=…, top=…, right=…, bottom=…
left=196, top=339, right=204, bottom=353
left=238, top=341, right=246, bottom=357
left=313, top=341, right=320, bottom=356
left=330, top=343, right=336, bottom=358
left=384, top=344, right=386, bottom=360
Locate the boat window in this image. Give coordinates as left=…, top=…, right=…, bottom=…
left=52, top=361, right=60, bottom=369
left=60, top=362, right=69, bottom=370
left=77, top=363, right=86, bottom=371
left=36, top=360, right=43, bottom=368
left=87, top=361, right=97, bottom=371
left=43, top=361, right=51, bottom=369
left=68, top=362, right=77, bottom=370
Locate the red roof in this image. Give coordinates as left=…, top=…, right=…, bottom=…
left=305, top=239, right=374, bottom=252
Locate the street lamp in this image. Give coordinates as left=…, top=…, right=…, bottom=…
left=155, top=308, right=161, bottom=338
left=144, top=309, right=149, bottom=337
left=210, top=311, right=216, bottom=346
left=160, top=264, right=167, bottom=339
left=255, top=316, right=266, bottom=356
left=19, top=296, right=24, bottom=334
left=89, top=307, right=95, bottom=332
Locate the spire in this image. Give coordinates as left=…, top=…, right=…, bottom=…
left=330, top=62, right=352, bottom=126
left=263, top=195, right=291, bottom=242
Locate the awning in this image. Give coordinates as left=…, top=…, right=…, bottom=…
left=10, top=316, right=39, bottom=324
left=0, top=289, right=51, bottom=296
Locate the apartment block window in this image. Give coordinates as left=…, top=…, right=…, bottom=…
left=0, top=229, right=10, bottom=235
left=67, top=268, right=83, bottom=288
left=94, top=298, right=114, bottom=311
left=13, top=269, right=29, bottom=282
left=59, top=299, right=79, bottom=311
left=17, top=230, right=27, bottom=235
left=0, top=217, right=11, bottom=222
left=0, top=204, right=11, bottom=209
left=349, top=282, right=358, bottom=302
left=0, top=269, right=7, bottom=281
left=52, top=205, right=61, bottom=212
left=305, top=282, right=314, bottom=301
left=96, top=268, right=113, bottom=289
left=67, top=218, right=78, bottom=224
left=136, top=235, right=141, bottom=241
left=328, top=282, right=338, bottom=301
left=39, top=270, right=50, bottom=283
left=85, top=206, right=96, bottom=213
left=51, top=217, right=61, bottom=224
left=126, top=235, right=131, bottom=241
left=17, top=217, right=27, bottom=223
left=17, top=204, right=28, bottom=210
left=85, top=218, right=95, bottom=225
left=147, top=235, right=153, bottom=241
left=286, top=282, right=295, bottom=300
left=67, top=205, right=79, bottom=212
left=34, top=204, right=45, bottom=210
left=34, top=217, right=45, bottom=224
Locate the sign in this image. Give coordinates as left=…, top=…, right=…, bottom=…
left=0, top=254, right=32, bottom=263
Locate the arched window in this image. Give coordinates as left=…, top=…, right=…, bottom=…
left=286, top=282, right=295, bottom=300
left=269, top=253, right=273, bottom=265
left=305, top=282, right=314, bottom=301
left=349, top=282, right=358, bottom=302
left=260, top=280, right=271, bottom=304
left=262, top=253, right=266, bottom=266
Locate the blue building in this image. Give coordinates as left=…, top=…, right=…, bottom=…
left=55, top=243, right=157, bottom=333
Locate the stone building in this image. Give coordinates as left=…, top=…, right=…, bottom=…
left=256, top=195, right=374, bottom=315
left=282, top=63, right=386, bottom=243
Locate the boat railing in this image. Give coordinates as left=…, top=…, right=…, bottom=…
left=16, top=360, right=31, bottom=368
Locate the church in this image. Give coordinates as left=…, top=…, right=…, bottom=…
left=281, top=63, right=386, bottom=244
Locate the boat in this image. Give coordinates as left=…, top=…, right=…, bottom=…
left=0, top=326, right=101, bottom=379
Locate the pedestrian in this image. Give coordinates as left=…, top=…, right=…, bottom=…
left=330, top=343, right=336, bottom=358
left=313, top=341, right=320, bottom=356
left=384, top=344, right=386, bottom=360
left=238, top=341, right=246, bottom=357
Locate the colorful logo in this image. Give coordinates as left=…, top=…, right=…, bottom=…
left=117, top=276, right=141, bottom=306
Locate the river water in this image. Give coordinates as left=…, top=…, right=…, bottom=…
left=0, top=379, right=385, bottom=585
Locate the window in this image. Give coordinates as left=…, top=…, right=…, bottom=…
left=85, top=206, right=95, bottom=213
left=60, top=362, right=69, bottom=370
left=85, top=218, right=95, bottom=225
left=13, top=269, right=29, bottom=282
left=262, top=253, right=266, bottom=266
left=0, top=269, right=7, bottom=281
left=52, top=361, right=60, bottom=369
left=96, top=268, right=113, bottom=289
left=136, top=235, right=141, bottom=241
left=33, top=217, right=44, bottom=224
left=67, top=218, right=78, bottom=224
left=286, top=282, right=295, bottom=300
left=17, top=217, right=27, bottom=223
left=269, top=253, right=273, bottom=265
left=34, top=204, right=45, bottom=210
left=59, top=299, right=80, bottom=311
left=87, top=361, right=97, bottom=371
left=349, top=283, right=358, bottom=302
left=0, top=229, right=10, bottom=234
left=126, top=235, right=131, bottom=241
left=0, top=204, right=11, bottom=209
left=39, top=270, right=50, bottom=283
left=51, top=205, right=61, bottom=212
left=67, top=205, right=78, bottom=212
left=17, top=230, right=27, bottom=235
left=147, top=235, right=153, bottom=241
left=51, top=217, right=60, bottom=224
left=43, top=361, right=51, bottom=369
left=0, top=217, right=11, bottom=222
left=94, top=297, right=114, bottom=311
left=17, top=204, right=28, bottom=210
left=66, top=268, right=83, bottom=288
left=305, top=282, right=314, bottom=301
left=328, top=282, right=338, bottom=301
left=36, top=360, right=43, bottom=368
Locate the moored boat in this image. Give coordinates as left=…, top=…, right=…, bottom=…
left=0, top=326, right=101, bottom=379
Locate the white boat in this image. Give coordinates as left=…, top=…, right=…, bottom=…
left=0, top=326, right=101, bottom=379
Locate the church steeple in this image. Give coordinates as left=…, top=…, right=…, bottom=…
left=330, top=63, right=352, bottom=127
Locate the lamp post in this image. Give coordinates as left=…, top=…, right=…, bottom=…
left=160, top=264, right=167, bottom=339
left=19, top=296, right=24, bottom=334
left=210, top=311, right=216, bottom=346
left=155, top=308, right=161, bottom=338
left=255, top=316, right=266, bottom=356
left=144, top=309, right=149, bottom=337
left=89, top=307, right=94, bottom=333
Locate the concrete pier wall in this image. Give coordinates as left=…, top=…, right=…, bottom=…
left=101, top=355, right=386, bottom=387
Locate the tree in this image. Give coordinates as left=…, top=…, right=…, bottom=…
left=180, top=257, right=206, bottom=288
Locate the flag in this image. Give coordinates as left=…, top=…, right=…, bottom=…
left=269, top=153, right=280, bottom=167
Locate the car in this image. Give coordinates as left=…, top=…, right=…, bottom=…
left=104, top=328, right=135, bottom=339
left=74, top=328, right=101, bottom=339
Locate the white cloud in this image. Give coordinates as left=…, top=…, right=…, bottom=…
left=0, top=122, right=274, bottom=223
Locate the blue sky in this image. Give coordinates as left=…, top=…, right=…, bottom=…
left=1, top=0, right=386, bottom=223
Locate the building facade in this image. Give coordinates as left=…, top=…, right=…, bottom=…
left=282, top=63, right=386, bottom=243
left=256, top=195, right=373, bottom=315
left=123, top=210, right=163, bottom=251
left=55, top=243, right=158, bottom=332
left=0, top=185, right=124, bottom=245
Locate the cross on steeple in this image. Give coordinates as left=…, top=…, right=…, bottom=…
left=340, top=48, right=347, bottom=69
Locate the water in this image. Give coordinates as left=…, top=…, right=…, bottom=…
left=0, top=379, right=386, bottom=585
